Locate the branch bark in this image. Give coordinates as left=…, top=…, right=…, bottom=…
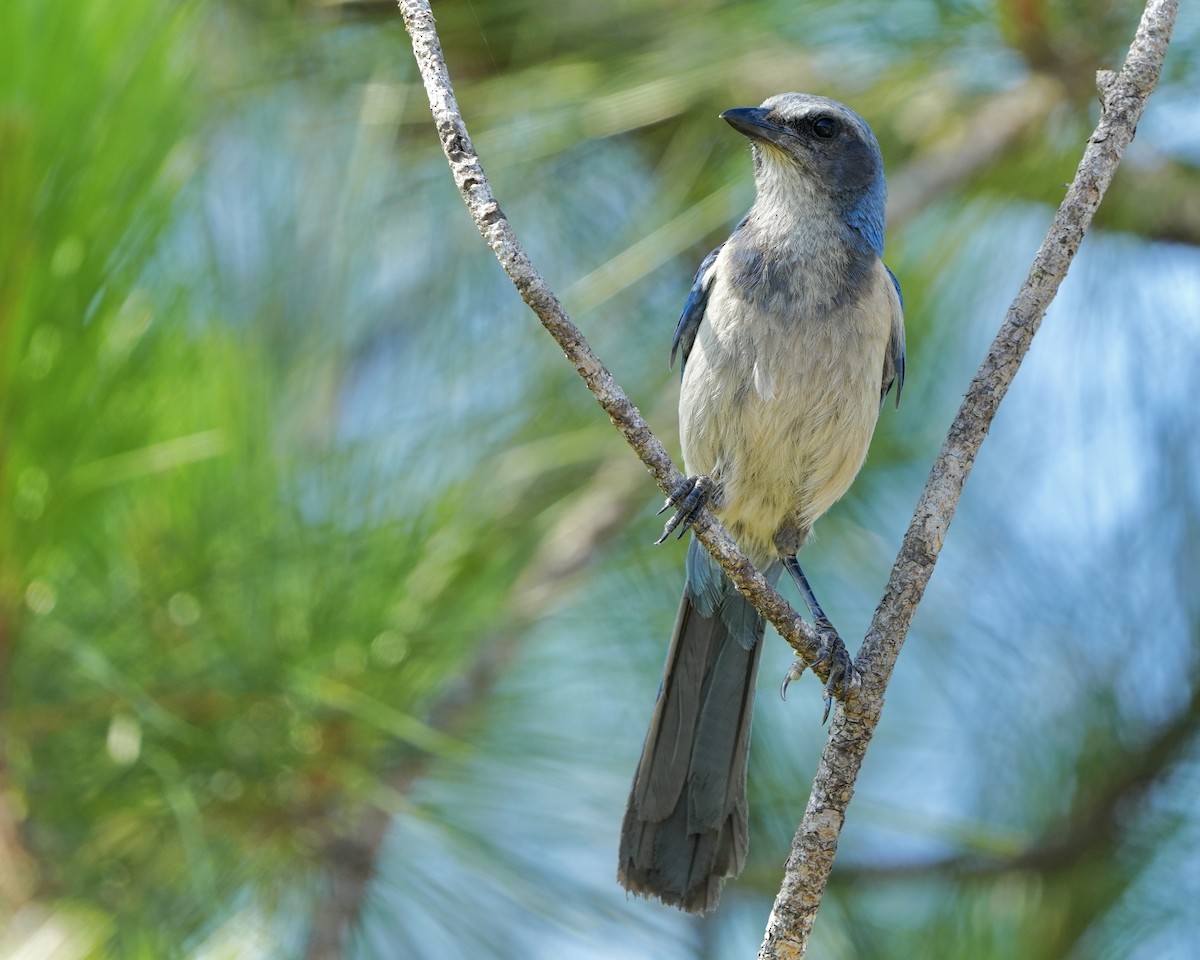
left=398, top=1, right=839, bottom=682
left=759, top=2, right=1178, bottom=956
left=397, top=0, right=1177, bottom=955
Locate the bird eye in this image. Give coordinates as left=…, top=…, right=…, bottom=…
left=812, top=116, right=838, bottom=139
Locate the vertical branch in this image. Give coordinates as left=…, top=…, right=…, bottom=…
left=758, top=2, right=1178, bottom=956
left=397, top=0, right=1176, bottom=955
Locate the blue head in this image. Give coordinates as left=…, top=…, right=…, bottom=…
left=721, top=93, right=887, bottom=257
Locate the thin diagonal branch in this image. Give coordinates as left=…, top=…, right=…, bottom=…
left=398, top=0, right=1176, bottom=957
left=398, top=0, right=836, bottom=683
left=759, top=2, right=1178, bottom=956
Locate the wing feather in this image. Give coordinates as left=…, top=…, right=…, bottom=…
left=882, top=265, right=906, bottom=407
left=670, top=246, right=722, bottom=375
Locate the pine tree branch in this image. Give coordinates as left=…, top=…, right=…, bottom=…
left=397, top=1, right=835, bottom=681
left=885, top=74, right=1065, bottom=226
left=300, top=451, right=652, bottom=959
left=396, top=0, right=1176, bottom=957
left=759, top=2, right=1178, bottom=956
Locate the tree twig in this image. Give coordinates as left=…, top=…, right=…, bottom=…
left=398, top=0, right=840, bottom=682
left=758, top=2, right=1178, bottom=956
left=397, top=0, right=1176, bottom=954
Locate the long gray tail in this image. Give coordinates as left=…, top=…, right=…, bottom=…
left=618, top=538, right=780, bottom=913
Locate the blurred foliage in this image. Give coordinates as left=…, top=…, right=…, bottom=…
left=1, top=0, right=1199, bottom=958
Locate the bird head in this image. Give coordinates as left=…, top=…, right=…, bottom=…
left=721, top=93, right=887, bottom=255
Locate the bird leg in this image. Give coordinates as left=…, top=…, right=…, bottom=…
left=654, top=475, right=713, bottom=544
left=780, top=555, right=855, bottom=723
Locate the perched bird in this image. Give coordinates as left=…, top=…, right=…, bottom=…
left=618, top=93, right=905, bottom=914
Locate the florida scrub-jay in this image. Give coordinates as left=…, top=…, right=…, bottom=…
left=618, top=93, right=905, bottom=914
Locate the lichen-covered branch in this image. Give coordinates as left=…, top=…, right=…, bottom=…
left=758, top=2, right=1178, bottom=956
left=398, top=0, right=1176, bottom=955
left=398, top=0, right=833, bottom=677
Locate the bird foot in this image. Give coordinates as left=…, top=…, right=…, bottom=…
left=779, top=617, right=857, bottom=724
left=654, top=475, right=712, bottom=544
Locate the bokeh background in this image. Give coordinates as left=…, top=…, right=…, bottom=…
left=3, top=0, right=1200, bottom=957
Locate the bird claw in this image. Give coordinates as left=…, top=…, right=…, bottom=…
left=814, top=618, right=856, bottom=724
left=780, top=617, right=857, bottom=724
left=654, top=476, right=712, bottom=545
left=780, top=656, right=808, bottom=700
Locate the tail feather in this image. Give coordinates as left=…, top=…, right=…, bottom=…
left=618, top=538, right=779, bottom=913
left=632, top=597, right=715, bottom=821
left=689, top=628, right=760, bottom=828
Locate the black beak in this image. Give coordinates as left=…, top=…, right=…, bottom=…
left=720, top=107, right=789, bottom=147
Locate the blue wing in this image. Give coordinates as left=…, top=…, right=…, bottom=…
left=670, top=245, right=722, bottom=376
left=883, top=265, right=906, bottom=407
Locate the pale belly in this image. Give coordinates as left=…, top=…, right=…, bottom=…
left=678, top=280, right=891, bottom=560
